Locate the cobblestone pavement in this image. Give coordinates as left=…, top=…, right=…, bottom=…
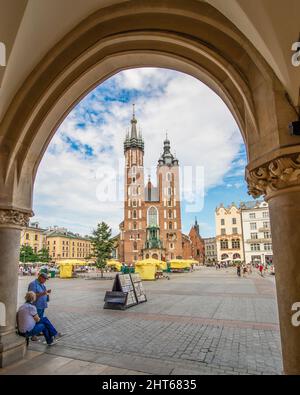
left=3, top=267, right=283, bottom=375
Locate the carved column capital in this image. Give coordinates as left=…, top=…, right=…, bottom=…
left=246, top=153, right=300, bottom=199
left=0, top=209, right=32, bottom=229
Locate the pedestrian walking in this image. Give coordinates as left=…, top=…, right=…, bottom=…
left=259, top=264, right=264, bottom=277
left=237, top=264, right=241, bottom=277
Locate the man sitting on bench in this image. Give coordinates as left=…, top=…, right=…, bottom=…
left=17, top=291, right=59, bottom=346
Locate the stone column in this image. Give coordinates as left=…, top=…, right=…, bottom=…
left=0, top=208, right=32, bottom=367
left=246, top=153, right=300, bottom=375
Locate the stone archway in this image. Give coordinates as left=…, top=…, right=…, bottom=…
left=0, top=0, right=299, bottom=373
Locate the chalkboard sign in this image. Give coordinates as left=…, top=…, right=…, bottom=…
left=104, top=273, right=147, bottom=310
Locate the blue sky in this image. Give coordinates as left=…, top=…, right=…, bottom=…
left=33, top=68, right=254, bottom=237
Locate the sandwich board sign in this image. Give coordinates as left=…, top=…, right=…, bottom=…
left=104, top=273, right=147, bottom=310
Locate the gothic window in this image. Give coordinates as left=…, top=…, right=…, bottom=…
left=169, top=222, right=172, bottom=230
left=167, top=173, right=172, bottom=182
left=133, top=210, right=137, bottom=219
left=168, top=210, right=172, bottom=219
left=148, top=207, right=158, bottom=226
left=132, top=199, right=137, bottom=207
left=133, top=222, right=137, bottom=230
left=133, top=241, right=138, bottom=251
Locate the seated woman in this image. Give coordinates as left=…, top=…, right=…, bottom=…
left=17, top=291, right=58, bottom=346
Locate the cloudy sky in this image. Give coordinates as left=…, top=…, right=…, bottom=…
left=33, top=68, right=253, bottom=237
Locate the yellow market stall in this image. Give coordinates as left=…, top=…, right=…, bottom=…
left=59, top=263, right=73, bottom=278
left=57, top=260, right=87, bottom=278
left=169, top=259, right=193, bottom=272
left=135, top=258, right=163, bottom=280
left=107, top=260, right=123, bottom=272
left=158, top=260, right=168, bottom=271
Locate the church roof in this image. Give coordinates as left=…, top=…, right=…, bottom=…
left=145, top=185, right=159, bottom=201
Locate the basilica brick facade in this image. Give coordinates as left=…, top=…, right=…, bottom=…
left=117, top=108, right=204, bottom=265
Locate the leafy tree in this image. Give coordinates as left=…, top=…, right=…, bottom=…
left=90, top=222, right=114, bottom=277
left=19, top=245, right=38, bottom=263
left=37, top=248, right=51, bottom=263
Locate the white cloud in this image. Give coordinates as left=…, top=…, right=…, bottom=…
left=33, top=68, right=243, bottom=235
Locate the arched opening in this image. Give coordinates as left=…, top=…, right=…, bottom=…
left=0, top=0, right=299, bottom=375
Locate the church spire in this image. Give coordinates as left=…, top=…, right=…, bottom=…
left=124, top=104, right=144, bottom=153
left=130, top=104, right=138, bottom=139
left=158, top=133, right=179, bottom=166
left=194, top=217, right=200, bottom=235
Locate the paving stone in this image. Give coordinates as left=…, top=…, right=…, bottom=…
left=1, top=268, right=283, bottom=375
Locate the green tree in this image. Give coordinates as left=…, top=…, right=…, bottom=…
left=19, top=245, right=38, bottom=263
left=90, top=222, right=114, bottom=278
left=37, top=248, right=51, bottom=263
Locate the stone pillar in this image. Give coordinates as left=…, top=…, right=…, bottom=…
left=0, top=208, right=32, bottom=367
left=246, top=153, right=300, bottom=375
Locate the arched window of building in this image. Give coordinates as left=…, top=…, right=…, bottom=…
left=221, top=253, right=229, bottom=260
left=133, top=241, right=137, bottom=251
left=169, top=222, right=172, bottom=230
left=233, top=253, right=241, bottom=259
left=168, top=210, right=172, bottom=219
left=148, top=206, right=158, bottom=226
left=133, top=210, right=137, bottom=219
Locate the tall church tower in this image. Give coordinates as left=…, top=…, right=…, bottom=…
left=123, top=105, right=146, bottom=263
left=157, top=135, right=182, bottom=260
